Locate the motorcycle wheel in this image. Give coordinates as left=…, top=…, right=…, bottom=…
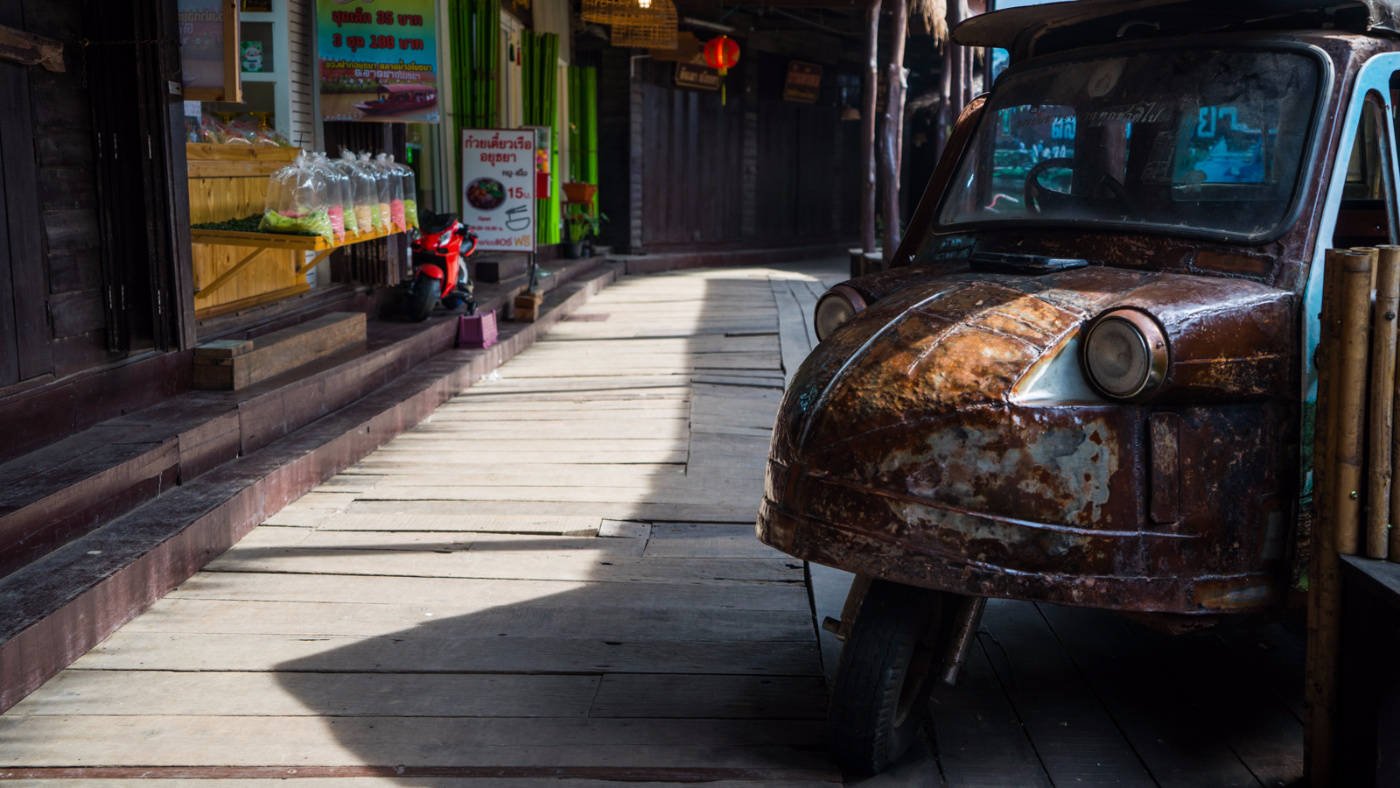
left=827, top=579, right=944, bottom=777
left=406, top=273, right=442, bottom=322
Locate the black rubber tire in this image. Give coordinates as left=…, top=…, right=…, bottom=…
left=406, top=274, right=442, bottom=322
left=828, top=580, right=943, bottom=778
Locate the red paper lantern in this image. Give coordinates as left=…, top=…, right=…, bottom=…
left=704, top=35, right=740, bottom=76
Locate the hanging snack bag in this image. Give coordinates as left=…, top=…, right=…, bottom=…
left=310, top=152, right=354, bottom=239
left=388, top=155, right=419, bottom=230
left=361, top=152, right=391, bottom=232
left=303, top=153, right=346, bottom=243
left=336, top=150, right=376, bottom=235
left=376, top=153, right=407, bottom=233
left=259, top=154, right=334, bottom=244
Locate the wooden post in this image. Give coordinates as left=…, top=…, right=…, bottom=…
left=860, top=0, right=881, bottom=255
left=879, top=0, right=907, bottom=266
left=1371, top=245, right=1400, bottom=559
left=1306, top=249, right=1349, bottom=786
left=952, top=0, right=970, bottom=108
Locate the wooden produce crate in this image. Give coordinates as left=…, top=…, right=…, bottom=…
left=186, top=143, right=305, bottom=318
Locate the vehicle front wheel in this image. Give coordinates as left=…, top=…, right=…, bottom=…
left=828, top=579, right=944, bottom=777
left=405, top=273, right=442, bottom=322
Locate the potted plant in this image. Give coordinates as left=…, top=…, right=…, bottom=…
left=564, top=204, right=607, bottom=259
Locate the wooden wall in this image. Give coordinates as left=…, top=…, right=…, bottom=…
left=0, top=0, right=194, bottom=462
left=599, top=48, right=861, bottom=254
left=15, top=1, right=112, bottom=380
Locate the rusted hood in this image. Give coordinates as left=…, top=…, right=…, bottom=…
left=777, top=264, right=1293, bottom=474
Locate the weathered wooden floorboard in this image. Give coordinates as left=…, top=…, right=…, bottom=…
left=71, top=632, right=821, bottom=676
left=588, top=674, right=826, bottom=720
left=9, top=670, right=604, bottom=718
left=977, top=600, right=1155, bottom=786
left=1037, top=604, right=1265, bottom=787
left=261, top=512, right=600, bottom=533
left=342, top=499, right=759, bottom=522
left=0, top=716, right=831, bottom=769
left=204, top=550, right=798, bottom=586
left=930, top=635, right=1054, bottom=788
left=162, top=571, right=811, bottom=611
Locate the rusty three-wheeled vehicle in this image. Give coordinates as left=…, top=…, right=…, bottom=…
left=757, top=0, right=1400, bottom=775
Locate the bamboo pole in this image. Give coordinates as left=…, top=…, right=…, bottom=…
left=1334, top=250, right=1373, bottom=557
left=1371, top=245, right=1400, bottom=558
left=1305, top=249, right=1350, bottom=786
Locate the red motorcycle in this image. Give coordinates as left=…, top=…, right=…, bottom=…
left=400, top=210, right=477, bottom=321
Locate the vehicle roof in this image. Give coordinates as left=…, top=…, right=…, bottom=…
left=955, top=0, right=1400, bottom=58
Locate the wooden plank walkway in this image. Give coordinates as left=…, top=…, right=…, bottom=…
left=0, top=259, right=1303, bottom=787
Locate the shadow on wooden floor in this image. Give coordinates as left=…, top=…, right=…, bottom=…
left=918, top=599, right=1304, bottom=788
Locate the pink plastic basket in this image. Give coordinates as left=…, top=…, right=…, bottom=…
left=457, top=311, right=498, bottom=349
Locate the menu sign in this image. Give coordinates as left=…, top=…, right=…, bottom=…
left=462, top=129, right=537, bottom=252
left=316, top=0, right=440, bottom=123
left=783, top=61, right=822, bottom=104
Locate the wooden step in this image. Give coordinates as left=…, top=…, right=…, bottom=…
left=193, top=312, right=367, bottom=391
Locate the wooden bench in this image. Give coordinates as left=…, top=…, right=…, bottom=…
left=193, top=311, right=366, bottom=390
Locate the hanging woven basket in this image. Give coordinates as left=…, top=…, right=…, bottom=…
left=608, top=0, right=678, bottom=49
left=581, top=0, right=636, bottom=25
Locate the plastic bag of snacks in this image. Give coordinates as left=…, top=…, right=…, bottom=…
left=308, top=152, right=353, bottom=240
left=259, top=154, right=334, bottom=244
left=361, top=152, right=392, bottom=232
left=375, top=153, right=407, bottom=233
left=386, top=155, right=419, bottom=230
left=194, top=113, right=232, bottom=144
left=226, top=115, right=292, bottom=146
left=300, top=153, right=346, bottom=243
left=336, top=150, right=377, bottom=235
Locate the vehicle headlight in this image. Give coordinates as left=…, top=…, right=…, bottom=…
left=1081, top=308, right=1168, bottom=399
left=814, top=285, right=867, bottom=341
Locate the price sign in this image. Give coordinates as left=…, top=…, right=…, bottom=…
left=462, top=129, right=537, bottom=252
left=316, top=0, right=439, bottom=123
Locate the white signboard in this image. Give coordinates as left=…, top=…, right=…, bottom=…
left=461, top=129, right=536, bottom=251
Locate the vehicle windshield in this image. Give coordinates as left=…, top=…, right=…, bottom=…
left=937, top=47, right=1323, bottom=241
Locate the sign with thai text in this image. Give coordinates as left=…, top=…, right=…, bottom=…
left=178, top=0, right=239, bottom=101
left=675, top=62, right=719, bottom=91
left=317, top=0, right=439, bottom=123
left=783, top=61, right=822, bottom=104
left=462, top=129, right=537, bottom=252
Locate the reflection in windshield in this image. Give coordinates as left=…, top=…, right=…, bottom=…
left=937, top=49, right=1321, bottom=241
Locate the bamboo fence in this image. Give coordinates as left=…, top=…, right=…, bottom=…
left=1307, top=244, right=1400, bottom=785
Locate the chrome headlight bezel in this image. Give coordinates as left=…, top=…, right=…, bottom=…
left=1080, top=308, right=1169, bottom=400
left=814, top=285, right=868, bottom=342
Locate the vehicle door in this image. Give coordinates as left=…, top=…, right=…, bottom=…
left=1302, top=54, right=1400, bottom=503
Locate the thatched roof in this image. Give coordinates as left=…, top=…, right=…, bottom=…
left=954, top=0, right=1400, bottom=53
left=912, top=0, right=949, bottom=42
